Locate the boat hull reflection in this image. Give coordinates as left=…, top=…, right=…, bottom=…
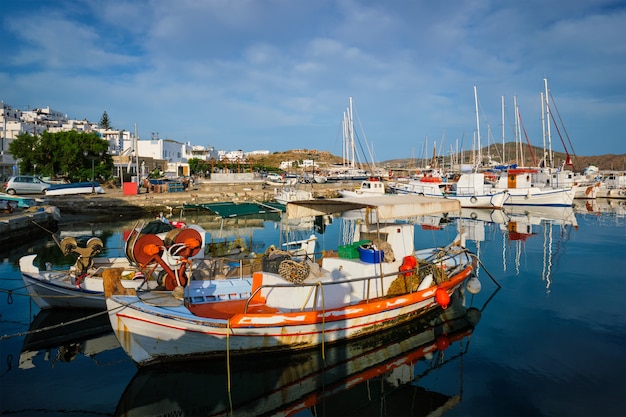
left=20, top=308, right=118, bottom=369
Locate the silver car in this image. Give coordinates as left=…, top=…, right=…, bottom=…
left=4, top=176, right=52, bottom=195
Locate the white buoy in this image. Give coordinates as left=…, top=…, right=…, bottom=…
left=466, top=276, right=482, bottom=294
left=417, top=274, right=433, bottom=291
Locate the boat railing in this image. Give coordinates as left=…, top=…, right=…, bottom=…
left=243, top=248, right=474, bottom=313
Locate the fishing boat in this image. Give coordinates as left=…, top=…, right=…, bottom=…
left=45, top=181, right=105, bottom=195
left=103, top=195, right=481, bottom=366
left=114, top=290, right=485, bottom=416
left=492, top=168, right=577, bottom=206
left=337, top=178, right=386, bottom=197
left=389, top=172, right=510, bottom=209
left=19, top=223, right=206, bottom=309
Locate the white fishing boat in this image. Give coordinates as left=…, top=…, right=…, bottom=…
left=338, top=178, right=386, bottom=197
left=19, top=224, right=206, bottom=309
left=103, top=195, right=482, bottom=366
left=597, top=172, right=626, bottom=199
left=389, top=173, right=510, bottom=209
left=492, top=168, right=577, bottom=206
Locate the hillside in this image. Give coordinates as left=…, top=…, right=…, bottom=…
left=253, top=144, right=625, bottom=172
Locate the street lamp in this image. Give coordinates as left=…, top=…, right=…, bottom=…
left=84, top=151, right=103, bottom=194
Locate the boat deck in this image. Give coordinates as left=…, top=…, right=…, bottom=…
left=187, top=299, right=280, bottom=319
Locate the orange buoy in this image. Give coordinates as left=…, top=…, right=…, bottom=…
left=399, top=255, right=417, bottom=276
left=435, top=287, right=450, bottom=309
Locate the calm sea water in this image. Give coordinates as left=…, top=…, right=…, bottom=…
left=1, top=200, right=625, bottom=417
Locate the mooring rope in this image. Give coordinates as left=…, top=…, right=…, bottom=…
left=316, top=281, right=326, bottom=361
left=226, top=318, right=233, bottom=416
left=0, top=309, right=108, bottom=341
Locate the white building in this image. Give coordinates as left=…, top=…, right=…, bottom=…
left=0, top=101, right=266, bottom=180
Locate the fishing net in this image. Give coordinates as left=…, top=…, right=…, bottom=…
left=387, top=260, right=448, bottom=296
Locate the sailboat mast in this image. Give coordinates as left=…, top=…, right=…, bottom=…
left=348, top=97, right=355, bottom=170
left=501, top=96, right=505, bottom=164
left=514, top=96, right=521, bottom=165
left=541, top=92, right=547, bottom=167
left=342, top=110, right=348, bottom=168
left=474, top=85, right=482, bottom=167
left=544, top=78, right=553, bottom=168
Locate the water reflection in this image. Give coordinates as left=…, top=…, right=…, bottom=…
left=19, top=308, right=118, bottom=370
left=115, top=292, right=487, bottom=417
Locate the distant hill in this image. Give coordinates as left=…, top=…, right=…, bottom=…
left=256, top=144, right=625, bottom=172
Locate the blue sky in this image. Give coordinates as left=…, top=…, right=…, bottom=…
left=1, top=0, right=625, bottom=162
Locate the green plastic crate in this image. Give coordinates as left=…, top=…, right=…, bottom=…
left=338, top=240, right=370, bottom=259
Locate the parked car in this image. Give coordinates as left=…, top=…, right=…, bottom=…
left=4, top=176, right=52, bottom=195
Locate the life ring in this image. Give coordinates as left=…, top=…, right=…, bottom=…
left=470, top=196, right=478, bottom=203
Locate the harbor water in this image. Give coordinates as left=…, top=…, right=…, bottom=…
left=1, top=199, right=625, bottom=416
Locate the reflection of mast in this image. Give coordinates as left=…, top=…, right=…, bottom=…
left=502, top=229, right=507, bottom=272
left=542, top=223, right=554, bottom=293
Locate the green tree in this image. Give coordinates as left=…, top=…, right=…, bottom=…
left=100, top=111, right=111, bottom=129
left=187, top=158, right=207, bottom=175
left=9, top=131, right=113, bottom=182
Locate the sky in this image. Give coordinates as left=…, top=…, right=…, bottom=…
left=1, top=0, right=625, bottom=162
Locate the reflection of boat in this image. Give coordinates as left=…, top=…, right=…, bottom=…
left=19, top=224, right=205, bottom=309
left=114, top=291, right=484, bottom=417
left=575, top=198, right=626, bottom=217
left=104, top=195, right=479, bottom=365
left=503, top=205, right=578, bottom=228
left=19, top=308, right=118, bottom=370
left=501, top=206, right=578, bottom=290
left=273, top=186, right=313, bottom=205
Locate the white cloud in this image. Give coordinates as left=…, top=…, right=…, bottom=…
left=2, top=0, right=624, bottom=160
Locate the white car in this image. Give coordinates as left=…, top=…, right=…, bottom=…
left=266, top=173, right=284, bottom=183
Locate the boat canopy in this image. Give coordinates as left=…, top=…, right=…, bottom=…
left=183, top=201, right=284, bottom=218
left=286, top=195, right=461, bottom=221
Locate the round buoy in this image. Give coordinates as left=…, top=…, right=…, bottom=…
left=466, top=307, right=482, bottom=327
left=399, top=263, right=412, bottom=276
left=436, top=334, right=450, bottom=351
left=435, top=288, right=450, bottom=309
left=466, top=276, right=482, bottom=294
